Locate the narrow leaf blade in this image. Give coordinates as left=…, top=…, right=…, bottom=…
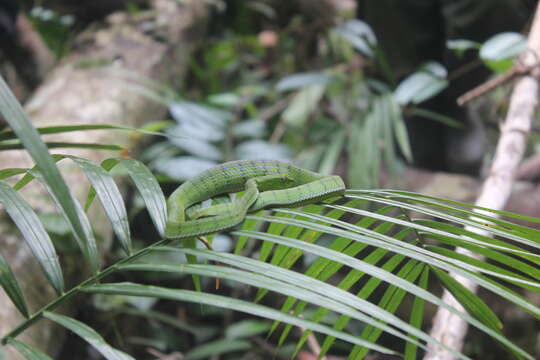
left=66, top=156, right=131, bottom=254
left=44, top=312, right=135, bottom=360
left=0, top=253, right=29, bottom=317
left=0, top=181, right=64, bottom=294
left=102, top=158, right=167, bottom=237
left=0, top=76, right=89, bottom=273
left=7, top=339, right=53, bottom=360
left=85, top=282, right=397, bottom=355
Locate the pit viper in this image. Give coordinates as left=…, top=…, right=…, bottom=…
left=165, top=160, right=345, bottom=239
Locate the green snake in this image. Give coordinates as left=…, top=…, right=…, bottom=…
left=165, top=160, right=346, bottom=239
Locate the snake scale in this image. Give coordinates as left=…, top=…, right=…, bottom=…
left=165, top=160, right=345, bottom=239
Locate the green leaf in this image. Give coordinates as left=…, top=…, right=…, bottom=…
left=431, top=266, right=502, bottom=331
left=347, top=190, right=540, bottom=255
left=426, top=243, right=539, bottom=291
left=208, top=92, right=241, bottom=107
left=405, top=266, right=429, bottom=360
left=120, top=261, right=414, bottom=352
left=30, top=170, right=100, bottom=274
left=446, top=39, right=481, bottom=56
left=394, top=63, right=448, bottom=105
left=334, top=19, right=377, bottom=56
left=420, top=226, right=540, bottom=281
left=409, top=107, right=462, bottom=128
left=282, top=84, right=326, bottom=127
left=318, top=130, right=345, bottom=175
left=185, top=339, right=251, bottom=360
left=64, top=156, right=131, bottom=255
left=348, top=114, right=375, bottom=188
left=258, top=204, right=348, bottom=303
left=153, top=247, right=467, bottom=359
left=382, top=190, right=540, bottom=235
left=347, top=191, right=540, bottom=255
left=225, top=320, right=271, bottom=339
left=0, top=142, right=124, bottom=152
left=276, top=72, right=333, bottom=92
left=387, top=94, right=412, bottom=162
left=120, top=307, right=217, bottom=342
left=379, top=95, right=398, bottom=179
left=317, top=251, right=406, bottom=358
left=43, top=312, right=135, bottom=360
left=101, top=158, right=167, bottom=236
left=235, top=140, right=291, bottom=161
left=286, top=206, right=540, bottom=303
left=0, top=75, right=89, bottom=279
left=84, top=282, right=397, bottom=355
left=0, top=123, right=170, bottom=142
left=0, top=168, right=28, bottom=181
left=0, top=253, right=29, bottom=317
left=283, top=213, right=400, bottom=348
left=0, top=181, right=64, bottom=294
left=237, top=226, right=533, bottom=359
left=480, top=32, right=526, bottom=72
left=153, top=156, right=217, bottom=182
left=7, top=339, right=53, bottom=360
left=352, top=261, right=423, bottom=359
left=234, top=210, right=263, bottom=254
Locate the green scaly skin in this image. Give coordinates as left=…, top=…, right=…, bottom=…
left=165, top=160, right=345, bottom=239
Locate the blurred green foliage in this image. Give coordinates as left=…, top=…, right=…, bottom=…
left=28, top=6, right=74, bottom=56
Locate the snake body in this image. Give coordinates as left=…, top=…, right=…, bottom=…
left=165, top=160, right=345, bottom=239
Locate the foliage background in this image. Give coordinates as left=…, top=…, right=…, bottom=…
left=1, top=1, right=540, bottom=359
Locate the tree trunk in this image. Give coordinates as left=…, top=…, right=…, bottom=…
left=0, top=1, right=208, bottom=358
